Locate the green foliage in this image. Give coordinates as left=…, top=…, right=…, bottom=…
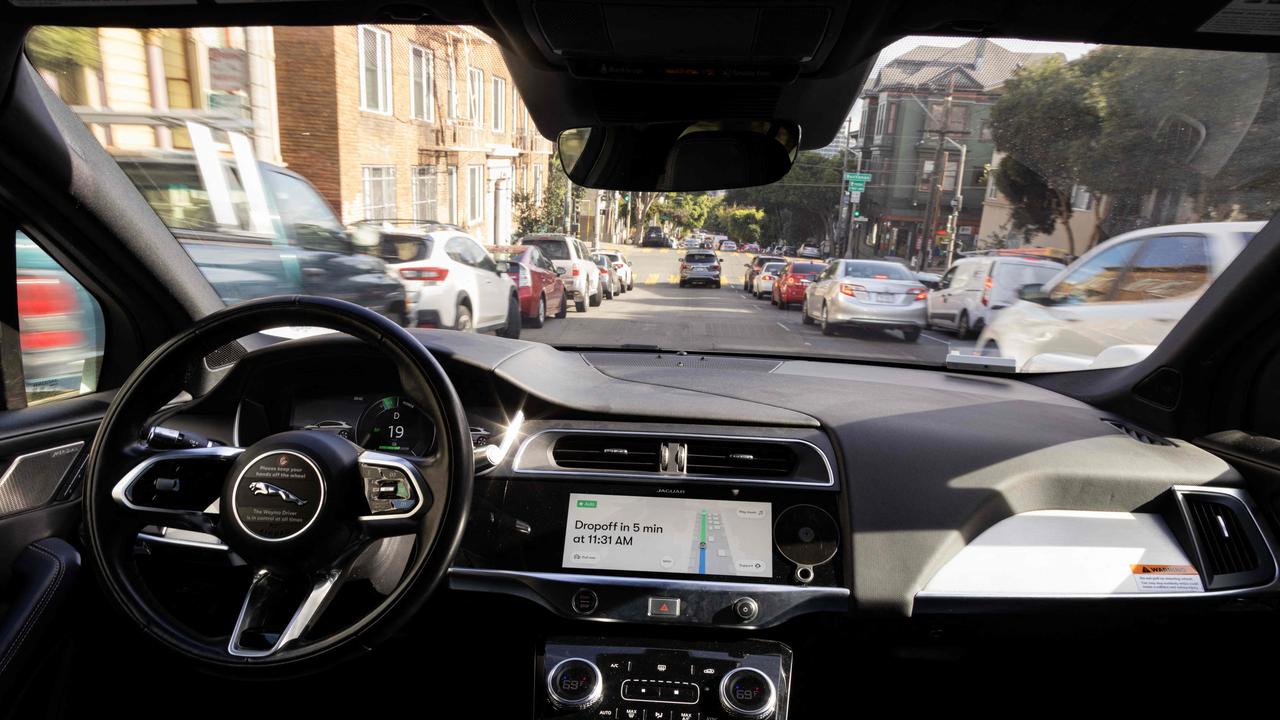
left=710, top=205, right=765, bottom=244
left=724, top=150, right=843, bottom=244
left=654, top=193, right=721, bottom=233
left=25, top=27, right=101, bottom=72
left=512, top=155, right=582, bottom=236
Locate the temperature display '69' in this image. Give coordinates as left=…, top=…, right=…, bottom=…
left=356, top=396, right=435, bottom=456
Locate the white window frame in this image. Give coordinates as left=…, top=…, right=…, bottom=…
left=447, top=166, right=458, bottom=223
left=411, top=166, right=437, bottom=222
left=361, top=165, right=397, bottom=220
left=409, top=44, right=433, bottom=122
left=492, top=77, right=506, bottom=132
left=467, top=165, right=484, bottom=222
left=468, top=67, right=484, bottom=126
left=447, top=57, right=458, bottom=119
left=358, top=25, right=393, bottom=115
left=1070, top=183, right=1094, bottom=211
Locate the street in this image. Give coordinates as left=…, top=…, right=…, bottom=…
left=524, top=244, right=961, bottom=365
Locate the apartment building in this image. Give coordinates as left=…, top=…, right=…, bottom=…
left=274, top=24, right=553, bottom=244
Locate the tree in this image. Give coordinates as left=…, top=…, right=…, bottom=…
left=724, top=150, right=843, bottom=246
left=629, top=192, right=661, bottom=243
left=706, top=204, right=765, bottom=244
left=989, top=57, right=1099, bottom=256
left=512, top=155, right=582, bottom=236
left=653, top=193, right=721, bottom=235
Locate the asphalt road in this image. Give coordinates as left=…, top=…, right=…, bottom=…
left=523, top=244, right=966, bottom=365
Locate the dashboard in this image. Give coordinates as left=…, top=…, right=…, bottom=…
left=153, top=329, right=1280, bottom=719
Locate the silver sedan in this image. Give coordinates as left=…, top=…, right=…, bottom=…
left=802, top=259, right=928, bottom=342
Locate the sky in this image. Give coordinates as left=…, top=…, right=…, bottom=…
left=841, top=36, right=1097, bottom=131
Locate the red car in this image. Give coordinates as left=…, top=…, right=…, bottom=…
left=487, top=245, right=568, bottom=328
left=773, top=261, right=827, bottom=310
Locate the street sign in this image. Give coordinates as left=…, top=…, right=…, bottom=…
left=844, top=172, right=872, bottom=182
left=849, top=191, right=861, bottom=203
left=847, top=181, right=865, bottom=193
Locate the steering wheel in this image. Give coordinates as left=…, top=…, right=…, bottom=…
left=83, top=296, right=473, bottom=670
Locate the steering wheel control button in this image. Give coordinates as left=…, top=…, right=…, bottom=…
left=572, top=588, right=599, bottom=615
left=230, top=450, right=325, bottom=542
left=719, top=667, right=777, bottom=719
left=546, top=658, right=604, bottom=711
left=359, top=458, right=422, bottom=516
left=732, top=597, right=759, bottom=623
left=646, top=597, right=681, bottom=618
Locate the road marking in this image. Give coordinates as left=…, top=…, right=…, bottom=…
left=668, top=274, right=679, bottom=284
left=920, top=331, right=951, bottom=344
left=776, top=322, right=791, bottom=332
left=645, top=273, right=659, bottom=285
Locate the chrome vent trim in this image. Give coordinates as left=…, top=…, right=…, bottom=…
left=514, top=429, right=834, bottom=487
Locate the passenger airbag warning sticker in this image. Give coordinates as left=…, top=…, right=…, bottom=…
left=1131, top=564, right=1204, bottom=593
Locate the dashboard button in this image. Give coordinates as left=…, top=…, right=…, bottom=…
left=620, top=708, right=644, bottom=720
left=731, top=597, right=759, bottom=623
left=546, top=658, right=604, bottom=711
left=660, top=683, right=699, bottom=703
left=572, top=588, right=599, bottom=615
left=674, top=712, right=700, bottom=720
left=718, top=668, right=776, bottom=719
left=646, top=597, right=681, bottom=618
left=622, top=680, right=659, bottom=701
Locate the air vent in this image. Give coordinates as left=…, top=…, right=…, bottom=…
left=1103, top=419, right=1174, bottom=446
left=684, top=439, right=795, bottom=478
left=1178, top=491, right=1274, bottom=590
left=552, top=435, right=661, bottom=472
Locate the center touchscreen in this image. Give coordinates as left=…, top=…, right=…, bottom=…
left=562, top=493, right=773, bottom=577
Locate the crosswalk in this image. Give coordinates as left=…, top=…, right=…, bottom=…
left=635, top=273, right=748, bottom=286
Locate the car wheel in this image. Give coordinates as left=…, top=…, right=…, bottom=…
left=528, top=295, right=547, bottom=329
left=802, top=299, right=815, bottom=325
left=628, top=277, right=634, bottom=291
left=556, top=293, right=569, bottom=318
left=602, top=282, right=613, bottom=300
left=713, top=280, right=721, bottom=289
left=575, top=296, right=588, bottom=312
left=903, top=328, right=921, bottom=342
left=497, top=295, right=521, bottom=339
left=957, top=311, right=971, bottom=340
left=679, top=280, right=687, bottom=288
left=455, top=303, right=473, bottom=332
left=820, top=304, right=835, bottom=336
left=743, top=279, right=750, bottom=291
left=778, top=299, right=788, bottom=310
left=590, top=287, right=603, bottom=306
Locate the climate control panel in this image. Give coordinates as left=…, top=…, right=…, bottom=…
left=538, top=637, right=792, bottom=720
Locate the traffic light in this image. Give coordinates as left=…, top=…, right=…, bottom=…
left=853, top=210, right=861, bottom=218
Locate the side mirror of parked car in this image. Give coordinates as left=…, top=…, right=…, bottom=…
left=554, top=266, right=567, bottom=276
left=494, top=260, right=511, bottom=274
left=1018, top=283, right=1050, bottom=303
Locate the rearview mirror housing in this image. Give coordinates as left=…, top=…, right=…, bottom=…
left=558, top=119, right=799, bottom=191
left=494, top=260, right=511, bottom=274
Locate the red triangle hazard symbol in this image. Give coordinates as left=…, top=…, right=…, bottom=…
left=659, top=603, right=669, bottom=612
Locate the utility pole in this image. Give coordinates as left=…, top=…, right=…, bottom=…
left=845, top=149, right=861, bottom=259
left=839, top=113, right=852, bottom=257
left=918, top=74, right=956, bottom=272
left=945, top=142, right=967, bottom=268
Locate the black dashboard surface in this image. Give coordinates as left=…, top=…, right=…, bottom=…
left=212, top=330, right=1244, bottom=616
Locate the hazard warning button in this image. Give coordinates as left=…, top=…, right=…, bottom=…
left=646, top=597, right=682, bottom=618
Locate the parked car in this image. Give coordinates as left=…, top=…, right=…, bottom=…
left=487, top=244, right=569, bottom=328
left=802, top=259, right=927, bottom=341
left=374, top=227, right=520, bottom=336
left=591, top=252, right=622, bottom=299
left=719, top=239, right=739, bottom=253
left=927, top=253, right=1065, bottom=339
left=751, top=261, right=787, bottom=299
left=519, top=233, right=602, bottom=311
left=641, top=226, right=668, bottom=247
left=977, top=222, right=1260, bottom=371
left=596, top=250, right=634, bottom=291
left=679, top=249, right=722, bottom=287
left=681, top=237, right=703, bottom=249
left=117, top=153, right=407, bottom=324
left=779, top=245, right=797, bottom=257
left=772, top=261, right=827, bottom=309
left=15, top=232, right=103, bottom=402
left=743, top=254, right=786, bottom=291
left=742, top=243, right=761, bottom=254
left=798, top=244, right=823, bottom=259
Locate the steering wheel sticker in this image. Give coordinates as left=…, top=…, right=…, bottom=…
left=230, top=450, right=325, bottom=542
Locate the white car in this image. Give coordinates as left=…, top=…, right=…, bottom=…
left=596, top=250, right=634, bottom=291
left=977, top=221, right=1261, bottom=372
left=378, top=225, right=520, bottom=335
left=751, top=261, right=786, bottom=299
left=927, top=254, right=1065, bottom=339
left=520, top=233, right=602, bottom=312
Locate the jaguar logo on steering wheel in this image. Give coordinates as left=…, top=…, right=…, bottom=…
left=248, top=481, right=308, bottom=506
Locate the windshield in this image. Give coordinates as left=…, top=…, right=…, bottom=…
left=25, top=26, right=1280, bottom=372
left=844, top=262, right=914, bottom=280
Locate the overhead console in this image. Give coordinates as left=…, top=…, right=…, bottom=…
left=451, top=421, right=849, bottom=629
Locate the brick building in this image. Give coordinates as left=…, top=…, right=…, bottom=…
left=274, top=24, right=554, bottom=244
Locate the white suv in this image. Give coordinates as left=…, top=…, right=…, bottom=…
left=518, top=233, right=601, bottom=312
left=927, top=253, right=1065, bottom=339
left=977, top=222, right=1261, bottom=372
left=370, top=224, right=520, bottom=336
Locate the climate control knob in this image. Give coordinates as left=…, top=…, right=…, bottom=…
left=546, top=657, right=604, bottom=711
left=719, top=667, right=777, bottom=719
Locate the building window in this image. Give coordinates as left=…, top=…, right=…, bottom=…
left=1071, top=184, right=1094, bottom=211
left=492, top=77, right=506, bottom=132
left=884, top=102, right=898, bottom=135
left=514, top=91, right=525, bottom=132
left=447, top=57, right=458, bottom=119
left=980, top=120, right=993, bottom=141
left=467, top=165, right=484, bottom=222
left=409, top=45, right=433, bottom=122
left=358, top=26, right=392, bottom=114
left=447, top=166, right=458, bottom=223
left=533, top=165, right=544, bottom=204
left=411, top=166, right=438, bottom=222
left=362, top=166, right=396, bottom=221
left=926, top=103, right=969, bottom=134
left=919, top=159, right=960, bottom=192
left=468, top=67, right=484, bottom=126
left=986, top=171, right=1000, bottom=200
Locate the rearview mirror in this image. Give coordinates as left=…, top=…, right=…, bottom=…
left=558, top=119, right=799, bottom=191
left=1018, top=283, right=1050, bottom=303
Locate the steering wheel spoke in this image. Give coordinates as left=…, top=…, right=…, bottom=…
left=227, top=566, right=346, bottom=658
left=111, top=446, right=244, bottom=535
left=356, top=451, right=435, bottom=538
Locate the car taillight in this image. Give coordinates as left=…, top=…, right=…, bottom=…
left=680, top=263, right=689, bottom=270
left=840, top=283, right=866, bottom=298
left=572, top=265, right=581, bottom=277
left=981, top=276, right=993, bottom=306
left=710, top=264, right=719, bottom=270
left=517, top=264, right=532, bottom=288
left=760, top=274, right=773, bottom=281
left=17, top=276, right=84, bottom=351
left=399, top=266, right=448, bottom=283
left=911, top=287, right=928, bottom=300
left=599, top=267, right=608, bottom=275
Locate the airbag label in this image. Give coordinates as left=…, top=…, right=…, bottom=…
left=1131, top=564, right=1204, bottom=593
